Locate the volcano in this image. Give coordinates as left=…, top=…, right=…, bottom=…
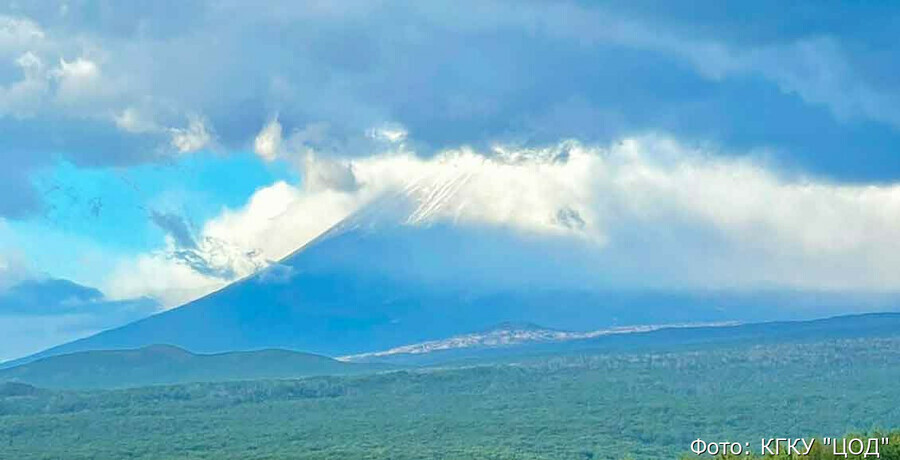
left=10, top=165, right=895, bottom=366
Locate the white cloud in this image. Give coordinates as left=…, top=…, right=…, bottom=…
left=52, top=56, right=101, bottom=102
left=0, top=51, right=49, bottom=116
left=170, top=115, right=213, bottom=153
left=103, top=179, right=364, bottom=307
left=0, top=17, right=114, bottom=117
left=0, top=15, right=44, bottom=53
left=253, top=116, right=283, bottom=161
left=104, top=251, right=227, bottom=308
left=1, top=50, right=110, bottom=118
left=303, top=155, right=358, bottom=192
left=202, top=180, right=363, bottom=263
left=104, top=135, right=900, bottom=308
left=367, top=123, right=408, bottom=144
left=114, top=106, right=159, bottom=133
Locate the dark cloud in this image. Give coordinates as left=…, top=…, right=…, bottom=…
left=168, top=245, right=236, bottom=280
left=0, top=277, right=158, bottom=319
left=0, top=277, right=161, bottom=361
left=147, top=209, right=263, bottom=279
left=1, top=278, right=102, bottom=309
left=149, top=210, right=197, bottom=249
left=3, top=0, right=900, bottom=218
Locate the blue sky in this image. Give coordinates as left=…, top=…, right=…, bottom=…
left=6, top=152, right=295, bottom=283
left=3, top=0, right=900, bottom=360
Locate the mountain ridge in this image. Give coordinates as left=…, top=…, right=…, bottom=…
left=338, top=319, right=740, bottom=361
left=342, top=311, right=900, bottom=365
left=4, top=312, right=900, bottom=389
left=0, top=344, right=391, bottom=389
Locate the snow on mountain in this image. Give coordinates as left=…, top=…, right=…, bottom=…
left=338, top=320, right=739, bottom=361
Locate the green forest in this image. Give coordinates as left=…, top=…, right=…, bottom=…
left=2, top=337, right=900, bottom=459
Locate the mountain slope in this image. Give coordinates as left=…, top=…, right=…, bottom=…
left=9, top=185, right=900, bottom=367
left=0, top=345, right=389, bottom=389
left=343, top=312, right=900, bottom=366
left=339, top=320, right=738, bottom=361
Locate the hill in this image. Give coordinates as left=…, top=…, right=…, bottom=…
left=5, top=313, right=899, bottom=390
left=0, top=345, right=390, bottom=389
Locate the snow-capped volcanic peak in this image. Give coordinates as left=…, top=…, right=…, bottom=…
left=403, top=167, right=475, bottom=226
left=311, top=155, right=481, bottom=240
left=337, top=144, right=594, bottom=236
